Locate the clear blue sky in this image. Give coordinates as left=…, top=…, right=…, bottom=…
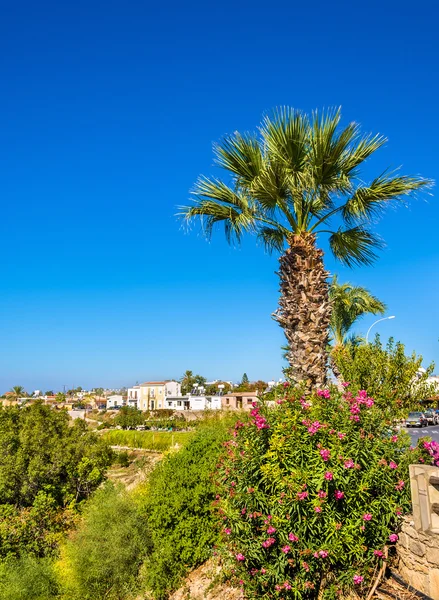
left=1, top=0, right=438, bottom=392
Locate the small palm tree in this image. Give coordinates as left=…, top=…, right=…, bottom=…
left=180, top=108, right=431, bottom=388
left=9, top=386, right=26, bottom=402
left=329, top=275, right=386, bottom=347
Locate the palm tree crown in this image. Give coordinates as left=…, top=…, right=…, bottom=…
left=181, top=107, right=429, bottom=263
left=329, top=275, right=386, bottom=346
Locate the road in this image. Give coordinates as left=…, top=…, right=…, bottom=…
left=403, top=426, right=439, bottom=444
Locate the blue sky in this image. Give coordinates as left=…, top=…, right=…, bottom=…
left=0, top=0, right=438, bottom=391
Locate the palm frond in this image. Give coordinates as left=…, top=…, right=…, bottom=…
left=260, top=107, right=309, bottom=174
left=340, top=132, right=387, bottom=175
left=178, top=177, right=257, bottom=243
left=328, top=226, right=383, bottom=267
left=257, top=226, right=288, bottom=253
left=214, top=132, right=262, bottom=185
left=329, top=274, right=386, bottom=345
left=342, top=171, right=433, bottom=223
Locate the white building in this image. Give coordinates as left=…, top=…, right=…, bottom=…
left=107, top=394, right=124, bottom=409
left=165, top=395, right=221, bottom=411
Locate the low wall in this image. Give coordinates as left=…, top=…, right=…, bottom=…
left=397, top=517, right=439, bottom=598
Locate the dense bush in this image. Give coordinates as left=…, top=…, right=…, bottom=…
left=114, top=407, right=145, bottom=429
left=60, top=482, right=151, bottom=600
left=0, top=555, right=59, bottom=600
left=332, top=337, right=435, bottom=414
left=216, top=384, right=424, bottom=599
left=0, top=492, right=76, bottom=560
left=0, top=402, right=113, bottom=508
left=139, top=420, right=234, bottom=599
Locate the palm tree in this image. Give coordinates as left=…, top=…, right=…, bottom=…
left=329, top=275, right=386, bottom=347
left=9, top=386, right=26, bottom=402
left=180, top=370, right=194, bottom=394
left=180, top=108, right=431, bottom=388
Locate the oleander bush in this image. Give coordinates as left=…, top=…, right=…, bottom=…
left=215, top=384, right=425, bottom=599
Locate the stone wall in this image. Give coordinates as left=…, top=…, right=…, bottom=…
left=397, top=517, right=439, bottom=598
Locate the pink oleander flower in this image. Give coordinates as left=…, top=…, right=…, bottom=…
left=374, top=550, right=384, bottom=558
left=241, top=508, right=246, bottom=515
left=297, top=491, right=309, bottom=501
left=350, top=414, right=360, bottom=422
left=344, top=459, right=355, bottom=468
left=281, top=545, right=290, bottom=554
left=235, top=553, right=245, bottom=561
left=313, top=551, right=319, bottom=558
left=284, top=582, right=292, bottom=590
left=308, top=421, right=322, bottom=435
left=389, top=461, right=398, bottom=469
left=395, top=480, right=405, bottom=491
left=389, top=534, right=398, bottom=543
left=334, top=490, right=344, bottom=500
left=262, top=537, right=276, bottom=548
left=260, top=568, right=266, bottom=574
left=224, top=528, right=231, bottom=534
left=317, top=389, right=331, bottom=398
left=320, top=448, right=331, bottom=461
left=314, top=506, right=322, bottom=513
left=324, top=471, right=333, bottom=480
left=318, top=490, right=327, bottom=499
left=288, top=533, right=299, bottom=542
left=363, top=513, right=372, bottom=521
left=302, top=561, right=310, bottom=571
left=319, top=550, right=328, bottom=558
left=353, top=575, right=364, bottom=585
left=391, top=435, right=398, bottom=442
left=266, top=525, right=276, bottom=535
left=338, top=432, right=346, bottom=440
left=342, top=382, right=350, bottom=387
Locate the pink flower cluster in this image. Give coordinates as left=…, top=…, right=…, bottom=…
left=320, top=448, right=331, bottom=461
left=266, top=525, right=276, bottom=535
left=395, top=480, right=405, bottom=491
left=423, top=440, right=439, bottom=466
left=250, top=404, right=269, bottom=430
left=300, top=398, right=312, bottom=410
left=334, top=490, right=344, bottom=500
left=363, top=513, right=372, bottom=521
left=235, top=553, right=245, bottom=561
left=313, top=550, right=329, bottom=558
left=288, top=533, right=299, bottom=542
left=389, top=534, right=398, bottom=543
left=317, top=389, right=331, bottom=399
left=297, top=491, right=309, bottom=501
left=324, top=471, right=333, bottom=480
left=262, top=537, right=276, bottom=548
left=308, top=421, right=323, bottom=435
left=353, top=575, right=364, bottom=585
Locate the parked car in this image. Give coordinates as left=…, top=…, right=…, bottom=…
left=424, top=410, right=439, bottom=425
left=406, top=412, right=428, bottom=428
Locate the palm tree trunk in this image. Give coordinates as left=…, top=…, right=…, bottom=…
left=274, top=233, right=331, bottom=390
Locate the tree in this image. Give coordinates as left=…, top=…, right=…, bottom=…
left=329, top=275, right=386, bottom=347
left=180, top=370, right=194, bottom=395
left=181, top=108, right=430, bottom=388
left=241, top=373, right=249, bottom=385
left=0, top=402, right=113, bottom=508
left=8, top=386, right=26, bottom=402
left=332, top=336, right=435, bottom=414
left=114, top=407, right=145, bottom=429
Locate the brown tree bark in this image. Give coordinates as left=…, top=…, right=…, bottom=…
left=274, top=233, right=331, bottom=390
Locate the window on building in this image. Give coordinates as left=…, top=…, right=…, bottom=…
left=177, top=401, right=181, bottom=406
left=226, top=398, right=230, bottom=405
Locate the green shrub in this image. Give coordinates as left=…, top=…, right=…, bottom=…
left=139, top=422, right=234, bottom=599
left=216, top=385, right=424, bottom=599
left=332, top=337, right=435, bottom=415
left=62, top=482, right=151, bottom=600
left=0, top=492, right=76, bottom=560
left=0, top=555, right=59, bottom=600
